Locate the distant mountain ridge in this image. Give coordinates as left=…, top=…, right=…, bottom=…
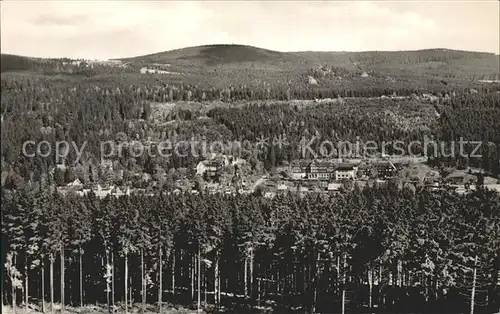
left=122, top=44, right=498, bottom=65
left=121, top=44, right=499, bottom=80
left=2, top=44, right=499, bottom=84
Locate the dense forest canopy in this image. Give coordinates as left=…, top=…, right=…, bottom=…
left=1, top=71, right=499, bottom=188
left=2, top=184, right=500, bottom=313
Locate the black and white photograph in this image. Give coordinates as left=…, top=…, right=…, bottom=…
left=1, top=1, right=500, bottom=313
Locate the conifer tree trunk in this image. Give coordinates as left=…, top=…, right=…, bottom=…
left=341, top=253, right=347, bottom=314
left=111, top=251, right=115, bottom=311
left=158, top=246, right=162, bottom=313
left=312, top=252, right=320, bottom=313
left=276, top=267, right=280, bottom=298
left=42, top=260, right=45, bottom=313
left=141, top=249, right=145, bottom=314
left=12, top=253, right=17, bottom=313
left=244, top=255, right=248, bottom=298
left=217, top=263, right=221, bottom=307
left=50, top=254, right=54, bottom=314
left=129, top=276, right=132, bottom=309
left=470, top=255, right=478, bottom=314
left=336, top=255, right=340, bottom=295
left=397, top=259, right=402, bottom=287
left=250, top=248, right=254, bottom=300
left=204, top=266, right=207, bottom=305
left=214, top=250, right=219, bottom=308
left=171, top=248, right=175, bottom=298
left=79, top=248, right=83, bottom=307
left=60, top=246, right=65, bottom=313
left=197, top=245, right=201, bottom=312
left=197, top=247, right=201, bottom=312
left=191, top=256, right=195, bottom=300
left=25, top=255, right=29, bottom=310
left=368, top=266, right=373, bottom=309
left=124, top=252, right=128, bottom=314
left=379, top=264, right=383, bottom=307
left=257, top=278, right=261, bottom=307
left=106, top=250, right=110, bottom=313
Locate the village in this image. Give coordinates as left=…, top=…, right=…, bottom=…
left=56, top=152, right=500, bottom=199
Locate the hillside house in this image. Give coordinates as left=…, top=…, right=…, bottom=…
left=445, top=172, right=477, bottom=185
left=264, top=191, right=276, bottom=199
left=196, top=159, right=224, bottom=180
left=327, top=182, right=342, bottom=193
left=374, top=161, right=398, bottom=179
left=335, top=164, right=358, bottom=181
left=290, top=160, right=310, bottom=180
left=307, top=160, right=336, bottom=180
left=67, top=178, right=83, bottom=187
left=277, top=183, right=288, bottom=191
left=486, top=184, right=500, bottom=193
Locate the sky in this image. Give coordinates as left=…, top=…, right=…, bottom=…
left=1, top=1, right=499, bottom=60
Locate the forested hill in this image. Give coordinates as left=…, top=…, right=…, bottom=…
left=0, top=54, right=43, bottom=73
left=123, top=45, right=500, bottom=79
left=121, top=44, right=309, bottom=66
left=2, top=45, right=499, bottom=85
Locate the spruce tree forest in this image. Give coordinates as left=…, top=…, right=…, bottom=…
left=3, top=185, right=500, bottom=313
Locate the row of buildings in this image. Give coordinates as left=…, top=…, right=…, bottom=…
left=289, top=159, right=397, bottom=181
left=58, top=179, right=132, bottom=198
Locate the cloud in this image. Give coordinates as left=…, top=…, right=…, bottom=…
left=0, top=1, right=497, bottom=59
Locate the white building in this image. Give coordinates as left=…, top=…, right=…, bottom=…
left=335, top=164, right=358, bottom=181
left=67, top=178, right=83, bottom=187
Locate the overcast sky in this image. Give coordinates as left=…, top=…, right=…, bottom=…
left=1, top=1, right=499, bottom=60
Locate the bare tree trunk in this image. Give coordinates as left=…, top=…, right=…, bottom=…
left=124, top=253, right=128, bottom=314
left=191, top=256, right=195, bottom=300
left=257, top=278, right=261, bottom=307
left=204, top=265, right=207, bottom=305
left=197, top=246, right=201, bottom=312
left=60, top=246, right=65, bottom=313
left=171, top=248, right=175, bottom=298
left=12, top=253, right=17, bottom=314
left=129, top=275, right=132, bottom=309
left=470, top=255, right=478, bottom=314
left=379, top=264, right=383, bottom=307
left=341, top=253, right=347, bottom=314
left=50, top=254, right=54, bottom=314
left=397, top=259, right=402, bottom=287
left=42, top=259, right=45, bottom=313
left=106, top=250, right=111, bottom=313
left=214, top=250, right=219, bottom=308
left=141, top=249, right=145, bottom=314
left=79, top=248, right=83, bottom=307
left=25, top=255, right=29, bottom=310
left=368, top=266, right=373, bottom=310
left=336, top=255, right=340, bottom=295
left=250, top=248, right=254, bottom=300
left=244, top=255, right=248, bottom=298
left=158, top=246, right=162, bottom=313
left=434, top=275, right=439, bottom=301
left=312, top=252, right=320, bottom=314
left=276, top=267, right=280, bottom=298
left=111, top=251, right=115, bottom=312
left=217, top=263, right=221, bottom=308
